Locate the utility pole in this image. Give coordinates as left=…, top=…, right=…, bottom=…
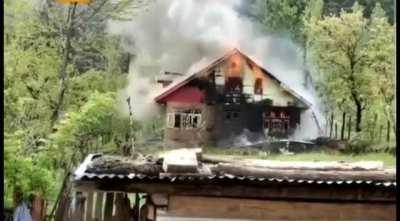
left=126, top=97, right=135, bottom=155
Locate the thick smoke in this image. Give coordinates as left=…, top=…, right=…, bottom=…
left=108, top=0, right=326, bottom=139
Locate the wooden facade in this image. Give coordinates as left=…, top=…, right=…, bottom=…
left=71, top=154, right=397, bottom=221
left=73, top=178, right=396, bottom=221
left=155, top=49, right=310, bottom=148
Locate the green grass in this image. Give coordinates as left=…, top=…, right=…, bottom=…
left=203, top=147, right=396, bottom=166
left=132, top=145, right=396, bottom=167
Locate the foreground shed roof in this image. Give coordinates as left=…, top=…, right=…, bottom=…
left=73, top=153, right=396, bottom=203
left=74, top=153, right=396, bottom=187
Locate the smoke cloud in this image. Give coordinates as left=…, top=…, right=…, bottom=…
left=108, top=0, right=326, bottom=139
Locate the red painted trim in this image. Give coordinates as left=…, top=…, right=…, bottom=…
left=157, top=86, right=205, bottom=104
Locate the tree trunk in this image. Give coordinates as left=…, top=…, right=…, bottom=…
left=329, top=113, right=334, bottom=138
left=334, top=123, right=338, bottom=139
left=347, top=115, right=352, bottom=140
left=355, top=103, right=363, bottom=132
left=379, top=124, right=383, bottom=142
left=371, top=113, right=378, bottom=141
left=340, top=112, right=346, bottom=140
left=386, top=120, right=390, bottom=142
left=50, top=3, right=78, bottom=127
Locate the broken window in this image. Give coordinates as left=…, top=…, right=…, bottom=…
left=225, top=77, right=243, bottom=93
left=254, top=78, right=263, bottom=94
left=263, top=110, right=291, bottom=134
left=167, top=110, right=202, bottom=129
left=174, top=114, right=181, bottom=128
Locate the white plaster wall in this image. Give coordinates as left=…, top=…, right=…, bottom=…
left=241, top=61, right=297, bottom=107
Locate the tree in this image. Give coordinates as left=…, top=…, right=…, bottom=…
left=4, top=131, right=56, bottom=207
left=323, top=0, right=395, bottom=24
left=307, top=4, right=376, bottom=132
left=40, top=0, right=149, bottom=126
left=368, top=3, right=395, bottom=133
left=261, top=0, right=308, bottom=45
left=4, top=0, right=151, bottom=210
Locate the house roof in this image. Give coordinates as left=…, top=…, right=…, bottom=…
left=154, top=48, right=312, bottom=107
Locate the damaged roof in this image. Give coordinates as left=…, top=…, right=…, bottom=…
left=154, top=48, right=312, bottom=107
left=74, top=153, right=396, bottom=188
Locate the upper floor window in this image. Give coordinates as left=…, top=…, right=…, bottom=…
left=254, top=78, right=263, bottom=95
left=225, top=77, right=243, bottom=93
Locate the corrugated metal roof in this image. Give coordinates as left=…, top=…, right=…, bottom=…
left=74, top=154, right=396, bottom=188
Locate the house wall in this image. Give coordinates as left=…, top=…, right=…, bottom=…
left=160, top=52, right=309, bottom=147
left=167, top=196, right=396, bottom=221
left=164, top=101, right=218, bottom=148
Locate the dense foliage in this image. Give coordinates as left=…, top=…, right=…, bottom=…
left=4, top=0, right=147, bottom=206
left=247, top=0, right=395, bottom=144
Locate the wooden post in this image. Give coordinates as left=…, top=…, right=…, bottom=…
left=347, top=116, right=352, bottom=140
left=31, top=195, right=46, bottom=221
left=54, top=178, right=72, bottom=221
left=386, top=120, right=390, bottom=142
left=94, top=192, right=104, bottom=221
left=140, top=196, right=148, bottom=221
left=329, top=113, right=334, bottom=138
left=132, top=193, right=141, bottom=220
left=340, top=112, right=346, bottom=140
left=70, top=192, right=85, bottom=221
left=86, top=192, right=94, bottom=221
left=103, top=192, right=114, bottom=221
left=114, top=193, right=131, bottom=221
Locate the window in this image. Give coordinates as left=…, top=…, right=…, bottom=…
left=174, top=114, right=181, bottom=128
left=263, top=110, right=291, bottom=134
left=225, top=77, right=243, bottom=93
left=254, top=78, right=263, bottom=94
left=167, top=111, right=202, bottom=129
left=224, top=110, right=240, bottom=121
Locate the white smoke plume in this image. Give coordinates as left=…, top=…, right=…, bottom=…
left=108, top=0, right=326, bottom=139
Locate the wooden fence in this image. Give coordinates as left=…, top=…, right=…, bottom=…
left=54, top=191, right=155, bottom=221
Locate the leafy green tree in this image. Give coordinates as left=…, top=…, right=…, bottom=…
left=368, top=3, right=395, bottom=133
left=307, top=4, right=376, bottom=132
left=50, top=92, right=131, bottom=171
left=4, top=131, right=56, bottom=206
left=323, top=0, right=394, bottom=24
left=261, top=0, right=308, bottom=45
left=37, top=0, right=149, bottom=125
left=4, top=0, right=150, bottom=209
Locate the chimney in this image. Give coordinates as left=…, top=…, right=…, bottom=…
left=156, top=71, right=184, bottom=88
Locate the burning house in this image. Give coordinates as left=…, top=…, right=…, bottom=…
left=154, top=49, right=313, bottom=148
